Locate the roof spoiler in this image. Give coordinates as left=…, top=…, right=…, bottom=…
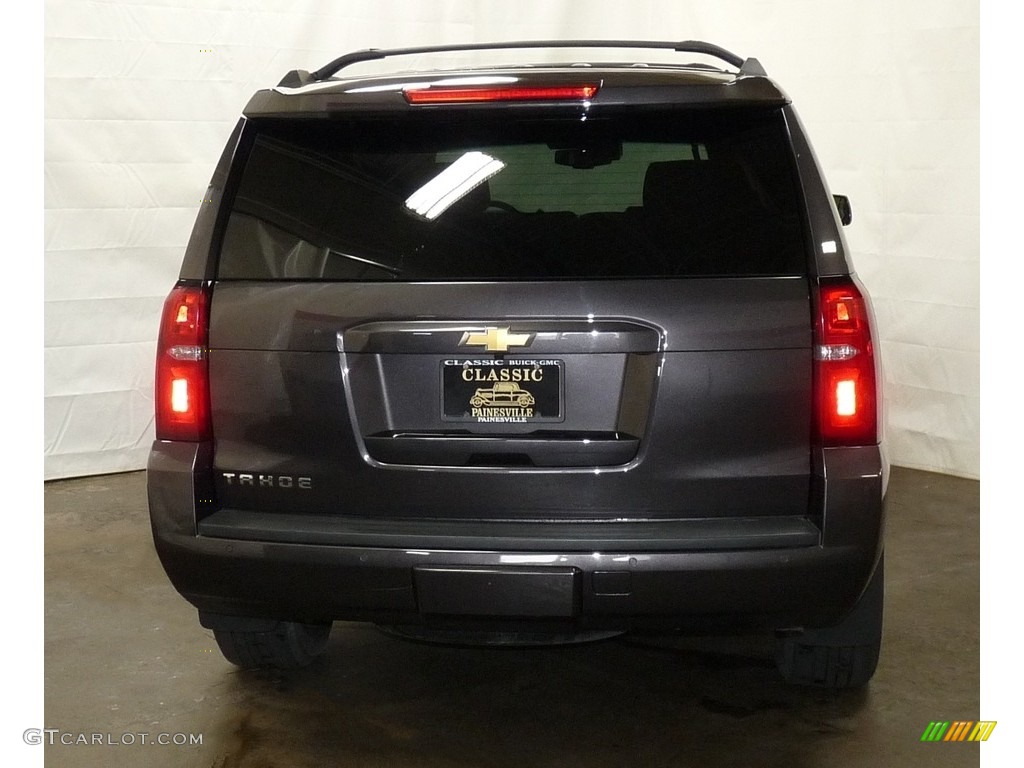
left=277, top=39, right=766, bottom=87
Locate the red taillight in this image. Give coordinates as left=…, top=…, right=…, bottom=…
left=813, top=277, right=879, bottom=446
left=404, top=84, right=599, bottom=104
left=155, top=284, right=211, bottom=441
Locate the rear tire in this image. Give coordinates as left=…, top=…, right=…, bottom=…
left=775, top=555, right=884, bottom=689
left=213, top=620, right=331, bottom=670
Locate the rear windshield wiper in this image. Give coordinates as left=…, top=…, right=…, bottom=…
left=325, top=248, right=402, bottom=278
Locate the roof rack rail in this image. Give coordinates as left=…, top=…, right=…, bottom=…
left=277, top=39, right=765, bottom=88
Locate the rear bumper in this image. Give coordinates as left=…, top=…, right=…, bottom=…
left=147, top=441, right=886, bottom=633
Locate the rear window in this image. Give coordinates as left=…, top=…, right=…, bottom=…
left=217, top=109, right=806, bottom=280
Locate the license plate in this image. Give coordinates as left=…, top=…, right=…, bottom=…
left=441, top=359, right=564, bottom=423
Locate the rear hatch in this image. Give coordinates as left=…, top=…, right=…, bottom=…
left=207, top=90, right=813, bottom=524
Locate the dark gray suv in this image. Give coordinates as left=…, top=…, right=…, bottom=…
left=147, top=40, right=886, bottom=688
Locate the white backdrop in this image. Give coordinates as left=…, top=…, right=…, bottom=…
left=43, top=0, right=979, bottom=479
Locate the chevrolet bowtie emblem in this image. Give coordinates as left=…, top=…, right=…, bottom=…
left=459, top=327, right=533, bottom=353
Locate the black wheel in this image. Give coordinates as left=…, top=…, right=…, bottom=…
left=775, top=555, right=884, bottom=689
left=213, top=620, right=331, bottom=670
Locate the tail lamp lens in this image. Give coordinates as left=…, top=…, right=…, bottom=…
left=814, top=278, right=879, bottom=446
left=155, top=284, right=211, bottom=441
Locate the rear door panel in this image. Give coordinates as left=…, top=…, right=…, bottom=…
left=209, top=278, right=811, bottom=520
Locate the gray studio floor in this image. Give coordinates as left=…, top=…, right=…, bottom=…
left=44, top=467, right=979, bottom=768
